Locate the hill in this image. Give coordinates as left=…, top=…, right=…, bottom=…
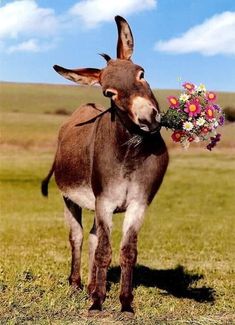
left=1, top=82, right=234, bottom=114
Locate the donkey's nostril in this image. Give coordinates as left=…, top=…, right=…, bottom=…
left=139, top=117, right=150, bottom=126
left=138, top=118, right=150, bottom=132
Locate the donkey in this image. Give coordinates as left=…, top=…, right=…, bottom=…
left=42, top=16, right=168, bottom=313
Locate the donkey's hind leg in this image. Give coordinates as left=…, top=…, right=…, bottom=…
left=63, top=197, right=83, bottom=289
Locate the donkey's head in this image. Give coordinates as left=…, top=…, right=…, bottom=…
left=54, top=16, right=160, bottom=133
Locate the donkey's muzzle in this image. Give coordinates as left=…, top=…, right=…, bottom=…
left=139, top=113, right=161, bottom=133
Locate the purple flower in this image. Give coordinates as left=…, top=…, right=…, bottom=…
left=219, top=115, right=225, bottom=126
left=207, top=144, right=212, bottom=151
left=207, top=134, right=221, bottom=151
left=213, top=104, right=221, bottom=112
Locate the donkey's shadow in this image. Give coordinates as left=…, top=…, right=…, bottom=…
left=107, top=264, right=215, bottom=303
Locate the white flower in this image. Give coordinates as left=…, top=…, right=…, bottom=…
left=194, top=136, right=200, bottom=143
left=183, top=121, right=194, bottom=131
left=179, top=93, right=190, bottom=102
left=196, top=117, right=206, bottom=126
left=213, top=121, right=219, bottom=128
left=197, top=84, right=206, bottom=93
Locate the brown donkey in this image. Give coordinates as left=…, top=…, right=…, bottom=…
left=42, top=16, right=168, bottom=313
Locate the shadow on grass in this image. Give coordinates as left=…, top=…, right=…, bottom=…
left=107, top=265, right=215, bottom=303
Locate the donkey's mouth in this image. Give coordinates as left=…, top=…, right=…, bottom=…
left=138, top=112, right=161, bottom=133
left=140, top=125, right=162, bottom=135
left=151, top=124, right=162, bottom=134
left=139, top=124, right=150, bottom=132
left=139, top=120, right=161, bottom=134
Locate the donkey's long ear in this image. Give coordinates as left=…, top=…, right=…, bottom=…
left=115, top=16, right=134, bottom=60
left=53, top=65, right=101, bottom=85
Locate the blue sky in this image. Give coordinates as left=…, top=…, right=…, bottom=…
left=0, top=0, right=235, bottom=91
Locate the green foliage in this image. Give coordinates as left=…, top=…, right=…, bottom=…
left=161, top=109, right=187, bottom=130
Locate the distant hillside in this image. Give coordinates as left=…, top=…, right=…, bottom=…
left=1, top=82, right=234, bottom=115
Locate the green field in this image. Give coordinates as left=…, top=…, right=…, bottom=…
left=0, top=82, right=235, bottom=324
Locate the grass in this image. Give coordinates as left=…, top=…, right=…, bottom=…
left=0, top=82, right=109, bottom=114
left=0, top=82, right=235, bottom=324
left=1, top=82, right=235, bottom=150
left=1, top=82, right=235, bottom=114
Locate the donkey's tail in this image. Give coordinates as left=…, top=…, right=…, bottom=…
left=41, top=161, right=55, bottom=197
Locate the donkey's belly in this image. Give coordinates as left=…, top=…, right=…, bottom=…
left=62, top=186, right=96, bottom=210
left=61, top=180, right=133, bottom=212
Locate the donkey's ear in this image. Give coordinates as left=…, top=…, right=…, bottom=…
left=115, top=16, right=134, bottom=60
left=53, top=65, right=101, bottom=86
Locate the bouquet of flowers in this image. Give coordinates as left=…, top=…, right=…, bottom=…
left=161, top=82, right=225, bottom=150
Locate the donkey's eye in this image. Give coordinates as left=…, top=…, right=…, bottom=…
left=103, top=89, right=117, bottom=98
left=138, top=71, right=145, bottom=80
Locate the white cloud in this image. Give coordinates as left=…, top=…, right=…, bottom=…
left=155, top=11, right=235, bottom=56
left=0, top=0, right=59, bottom=53
left=0, top=0, right=157, bottom=53
left=69, top=0, right=156, bottom=27
left=7, top=39, right=40, bottom=53
left=0, top=0, right=59, bottom=39
left=7, top=38, right=57, bottom=54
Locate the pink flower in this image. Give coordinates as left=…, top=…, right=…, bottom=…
left=167, top=96, right=179, bottom=108
left=182, top=82, right=195, bottom=92
left=184, top=100, right=201, bottom=117
left=206, top=105, right=214, bottom=119
left=206, top=92, right=217, bottom=102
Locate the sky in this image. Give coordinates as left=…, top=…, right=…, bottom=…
left=0, top=0, right=235, bottom=91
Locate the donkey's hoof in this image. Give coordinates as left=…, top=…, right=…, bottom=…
left=121, top=305, right=134, bottom=314
left=89, top=302, right=102, bottom=312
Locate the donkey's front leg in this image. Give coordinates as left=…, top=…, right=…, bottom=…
left=120, top=202, right=146, bottom=313
left=89, top=199, right=112, bottom=311
left=87, top=219, right=98, bottom=296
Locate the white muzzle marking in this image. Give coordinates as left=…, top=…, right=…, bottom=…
left=132, top=96, right=160, bottom=132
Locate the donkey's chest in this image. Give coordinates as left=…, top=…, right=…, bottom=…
left=105, top=178, right=143, bottom=213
